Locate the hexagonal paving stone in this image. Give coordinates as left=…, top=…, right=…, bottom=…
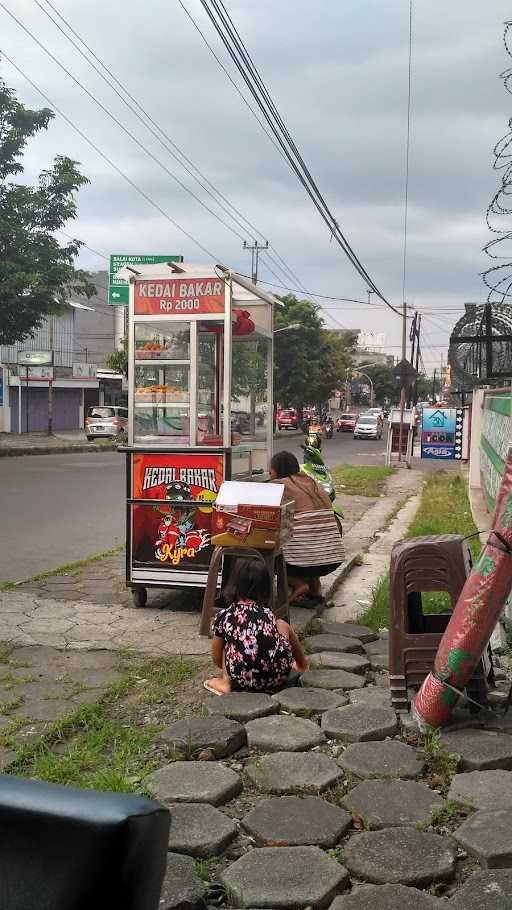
left=349, top=687, right=391, bottom=707
left=330, top=884, right=441, bottom=910
left=220, top=846, right=348, bottom=909
left=145, top=761, right=242, bottom=806
left=242, top=795, right=351, bottom=847
left=309, top=652, right=370, bottom=674
left=453, top=809, right=512, bottom=868
left=341, top=779, right=445, bottom=829
left=159, top=852, right=204, bottom=910
left=303, top=634, right=363, bottom=654
left=167, top=803, right=237, bottom=857
left=450, top=870, right=512, bottom=909
left=301, top=669, right=366, bottom=691
left=321, top=705, right=397, bottom=742
left=319, top=621, right=378, bottom=643
left=160, top=716, right=246, bottom=758
left=245, top=715, right=325, bottom=752
left=338, top=740, right=425, bottom=779
left=245, top=751, right=342, bottom=794
left=273, top=687, right=347, bottom=715
left=448, top=770, right=512, bottom=810
left=369, top=652, right=389, bottom=671
left=344, top=828, right=457, bottom=887
left=440, top=729, right=512, bottom=771
left=205, top=692, right=278, bottom=723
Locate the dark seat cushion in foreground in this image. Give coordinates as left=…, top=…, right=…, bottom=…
left=0, top=774, right=170, bottom=910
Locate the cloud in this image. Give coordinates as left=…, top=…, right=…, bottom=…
left=1, top=0, right=511, bottom=366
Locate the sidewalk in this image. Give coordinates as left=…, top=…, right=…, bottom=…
left=0, top=467, right=425, bottom=657
left=0, top=430, right=116, bottom=456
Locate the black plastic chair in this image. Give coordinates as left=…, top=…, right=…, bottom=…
left=0, top=774, right=170, bottom=910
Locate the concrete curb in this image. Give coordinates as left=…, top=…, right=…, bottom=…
left=0, top=443, right=118, bottom=457
left=324, top=552, right=361, bottom=601
left=0, top=429, right=304, bottom=457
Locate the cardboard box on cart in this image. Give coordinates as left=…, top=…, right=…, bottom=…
left=212, top=481, right=294, bottom=550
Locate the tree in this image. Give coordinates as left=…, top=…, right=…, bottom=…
left=106, top=336, right=128, bottom=376
left=0, top=74, right=95, bottom=345
left=274, top=294, right=355, bottom=412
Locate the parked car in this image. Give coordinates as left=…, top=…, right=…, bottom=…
left=337, top=412, right=358, bottom=433
left=353, top=414, right=383, bottom=440
left=85, top=406, right=128, bottom=441
left=277, top=408, right=299, bottom=430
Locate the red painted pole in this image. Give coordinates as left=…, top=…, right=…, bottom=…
left=413, top=448, right=512, bottom=729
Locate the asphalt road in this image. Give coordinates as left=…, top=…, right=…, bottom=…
left=0, top=431, right=388, bottom=583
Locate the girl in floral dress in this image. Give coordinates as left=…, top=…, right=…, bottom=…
left=204, top=559, right=308, bottom=695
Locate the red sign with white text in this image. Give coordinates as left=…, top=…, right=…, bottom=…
left=134, top=277, right=225, bottom=315
left=131, top=452, right=224, bottom=571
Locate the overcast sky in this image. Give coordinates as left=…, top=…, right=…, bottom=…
left=2, top=0, right=511, bottom=371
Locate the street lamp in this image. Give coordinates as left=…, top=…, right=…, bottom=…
left=274, top=323, right=301, bottom=334
left=351, top=365, right=375, bottom=407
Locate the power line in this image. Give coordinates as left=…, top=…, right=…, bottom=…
left=0, top=49, right=221, bottom=260
left=33, top=0, right=305, bottom=294
left=194, top=0, right=402, bottom=316
left=401, top=0, right=413, bottom=359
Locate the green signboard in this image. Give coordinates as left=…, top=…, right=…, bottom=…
left=109, top=254, right=183, bottom=305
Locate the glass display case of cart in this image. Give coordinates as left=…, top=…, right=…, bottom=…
left=126, top=262, right=275, bottom=465
left=133, top=322, right=191, bottom=444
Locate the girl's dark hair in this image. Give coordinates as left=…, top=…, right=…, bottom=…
left=225, top=558, right=271, bottom=604
left=270, top=450, right=300, bottom=478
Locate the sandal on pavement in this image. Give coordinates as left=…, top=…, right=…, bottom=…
left=203, top=680, right=223, bottom=695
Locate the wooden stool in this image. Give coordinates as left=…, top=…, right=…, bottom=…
left=199, top=546, right=290, bottom=637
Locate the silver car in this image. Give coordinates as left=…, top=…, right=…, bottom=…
left=353, top=414, right=382, bottom=440
left=85, top=406, right=128, bottom=441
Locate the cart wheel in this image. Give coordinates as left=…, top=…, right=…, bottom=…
left=132, top=587, right=147, bottom=608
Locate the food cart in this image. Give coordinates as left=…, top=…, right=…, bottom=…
left=119, top=260, right=276, bottom=606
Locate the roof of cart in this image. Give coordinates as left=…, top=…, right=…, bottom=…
left=114, top=261, right=280, bottom=307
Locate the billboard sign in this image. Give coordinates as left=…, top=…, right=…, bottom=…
left=109, top=254, right=183, bottom=305
left=134, top=277, right=225, bottom=316
left=421, top=407, right=464, bottom=460
left=131, top=452, right=223, bottom=572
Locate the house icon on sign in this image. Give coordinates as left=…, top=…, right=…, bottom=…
left=430, top=410, right=446, bottom=427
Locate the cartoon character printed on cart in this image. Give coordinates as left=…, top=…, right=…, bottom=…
left=154, top=481, right=210, bottom=564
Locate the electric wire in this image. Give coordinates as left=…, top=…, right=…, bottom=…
left=0, top=49, right=221, bottom=261
left=195, top=0, right=401, bottom=314
left=34, top=0, right=305, bottom=294
left=401, top=0, right=413, bottom=312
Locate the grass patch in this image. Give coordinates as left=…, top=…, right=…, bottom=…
left=25, top=545, right=125, bottom=584
left=421, top=729, right=462, bottom=795
left=332, top=465, right=396, bottom=497
left=356, top=472, right=480, bottom=631
left=8, top=654, right=197, bottom=792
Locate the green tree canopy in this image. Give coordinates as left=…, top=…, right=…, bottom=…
left=274, top=294, right=355, bottom=410
left=0, top=73, right=95, bottom=345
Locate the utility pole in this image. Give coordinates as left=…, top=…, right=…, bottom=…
left=47, top=316, right=54, bottom=436
left=243, top=240, right=268, bottom=284
left=432, top=368, right=437, bottom=401
left=402, top=301, right=408, bottom=361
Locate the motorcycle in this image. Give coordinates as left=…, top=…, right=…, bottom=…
left=324, top=419, right=334, bottom=439
left=300, top=444, right=344, bottom=521
left=305, top=422, right=323, bottom=450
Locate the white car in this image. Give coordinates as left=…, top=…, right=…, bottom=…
left=365, top=407, right=384, bottom=422
left=354, top=414, right=383, bottom=440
